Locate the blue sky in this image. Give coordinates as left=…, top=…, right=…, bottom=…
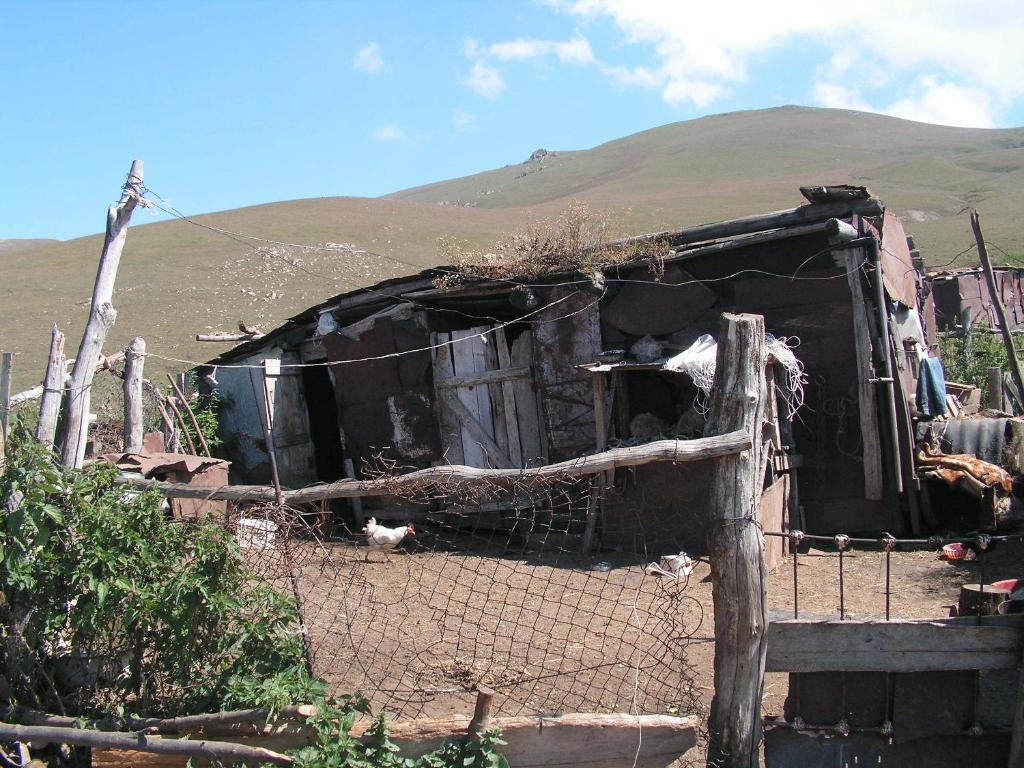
left=3, top=0, right=1024, bottom=240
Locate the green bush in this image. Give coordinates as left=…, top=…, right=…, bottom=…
left=0, top=423, right=304, bottom=716
left=939, top=327, right=1019, bottom=407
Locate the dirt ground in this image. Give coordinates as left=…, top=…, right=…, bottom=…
left=259, top=533, right=1024, bottom=738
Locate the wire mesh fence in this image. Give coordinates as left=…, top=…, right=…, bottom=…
left=234, top=471, right=707, bottom=721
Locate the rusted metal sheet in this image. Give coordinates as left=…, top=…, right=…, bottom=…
left=928, top=268, right=1024, bottom=332
left=323, top=314, right=441, bottom=474
left=532, top=287, right=601, bottom=462
left=879, top=211, right=919, bottom=308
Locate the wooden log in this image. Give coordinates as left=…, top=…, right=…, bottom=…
left=988, top=366, right=1004, bottom=411
left=12, top=704, right=319, bottom=733
left=35, top=325, right=66, bottom=447
left=118, top=430, right=751, bottom=502
left=766, top=616, right=1024, bottom=672
left=705, top=313, right=767, bottom=768
left=973, top=210, right=1024, bottom=406
left=196, top=332, right=264, bottom=342
left=619, top=199, right=882, bottom=251
left=843, top=249, right=883, bottom=500
left=60, top=160, right=144, bottom=467
left=0, top=721, right=292, bottom=766
left=122, top=338, right=146, bottom=453
left=467, top=686, right=494, bottom=740
left=92, top=713, right=697, bottom=768
left=166, top=373, right=209, bottom=456
left=959, top=584, right=1011, bottom=618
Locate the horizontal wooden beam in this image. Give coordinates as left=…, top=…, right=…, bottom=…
left=118, top=429, right=751, bottom=503
left=92, top=713, right=697, bottom=768
left=435, top=366, right=532, bottom=388
left=766, top=615, right=1024, bottom=673
left=196, top=332, right=264, bottom=342
left=620, top=198, right=883, bottom=250
left=0, top=721, right=292, bottom=766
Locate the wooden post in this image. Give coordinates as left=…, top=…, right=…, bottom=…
left=122, top=337, right=146, bottom=453
left=261, top=359, right=285, bottom=505
left=0, top=351, right=11, bottom=473
left=36, top=326, right=66, bottom=447
left=705, top=313, right=768, bottom=768
left=60, top=160, right=144, bottom=467
left=166, top=374, right=210, bottom=456
left=467, top=686, right=495, bottom=740
left=973, top=210, right=1024, bottom=406
left=988, top=366, right=1005, bottom=411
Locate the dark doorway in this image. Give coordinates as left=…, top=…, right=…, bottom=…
left=301, top=366, right=344, bottom=482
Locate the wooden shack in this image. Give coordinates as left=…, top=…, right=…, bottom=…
left=199, top=186, right=945, bottom=552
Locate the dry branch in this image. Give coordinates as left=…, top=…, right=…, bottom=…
left=36, top=325, right=66, bottom=446
left=117, top=431, right=750, bottom=502
left=60, top=160, right=144, bottom=467
left=0, top=721, right=292, bottom=766
left=167, top=373, right=209, bottom=456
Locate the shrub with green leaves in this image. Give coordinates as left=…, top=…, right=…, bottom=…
left=1, top=423, right=304, bottom=716
left=939, top=327, right=1019, bottom=407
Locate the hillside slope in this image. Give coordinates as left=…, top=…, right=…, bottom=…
left=392, top=106, right=1024, bottom=260
left=4, top=106, right=1023, bottom=390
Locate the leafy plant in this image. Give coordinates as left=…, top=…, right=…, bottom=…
left=0, top=422, right=304, bottom=716
left=179, top=374, right=224, bottom=452
left=291, top=696, right=510, bottom=768
left=939, top=326, right=1019, bottom=407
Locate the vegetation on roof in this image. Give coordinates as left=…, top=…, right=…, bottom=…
left=433, top=201, right=669, bottom=288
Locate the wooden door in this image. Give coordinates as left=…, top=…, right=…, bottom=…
left=432, top=327, right=544, bottom=468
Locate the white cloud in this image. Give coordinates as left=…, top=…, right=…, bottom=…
left=813, top=82, right=874, bottom=114
left=372, top=125, right=408, bottom=143
left=552, top=0, right=1024, bottom=126
left=452, top=109, right=476, bottom=131
left=488, top=36, right=596, bottom=65
left=885, top=77, right=996, bottom=128
left=463, top=35, right=596, bottom=98
left=354, top=42, right=385, bottom=74
left=466, top=61, right=505, bottom=98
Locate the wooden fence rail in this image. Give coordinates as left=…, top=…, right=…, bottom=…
left=116, top=430, right=751, bottom=502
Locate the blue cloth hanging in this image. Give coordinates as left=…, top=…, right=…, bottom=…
left=916, top=357, right=948, bottom=418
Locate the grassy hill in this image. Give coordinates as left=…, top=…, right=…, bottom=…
left=3, top=106, right=1023, bottom=391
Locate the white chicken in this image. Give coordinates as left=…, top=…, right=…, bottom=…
left=362, top=517, right=415, bottom=561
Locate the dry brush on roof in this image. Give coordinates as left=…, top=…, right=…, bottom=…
left=434, top=201, right=669, bottom=287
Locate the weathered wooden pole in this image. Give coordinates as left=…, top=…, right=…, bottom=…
left=260, top=359, right=285, bottom=505
left=122, top=337, right=146, bottom=453
left=60, top=160, right=144, bottom=467
left=167, top=373, right=210, bottom=456
left=36, top=325, right=66, bottom=447
left=705, top=312, right=768, bottom=768
left=972, top=210, right=1024, bottom=407
left=988, top=366, right=1004, bottom=411
left=0, top=351, right=12, bottom=472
